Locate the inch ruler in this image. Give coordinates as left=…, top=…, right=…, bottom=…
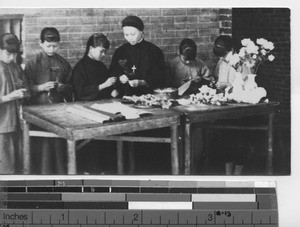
left=0, top=179, right=278, bottom=227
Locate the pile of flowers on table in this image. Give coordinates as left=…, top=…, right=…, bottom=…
left=122, top=38, right=276, bottom=108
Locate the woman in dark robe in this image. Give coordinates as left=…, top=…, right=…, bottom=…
left=109, top=15, right=166, bottom=97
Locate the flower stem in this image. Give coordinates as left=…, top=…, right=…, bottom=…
left=254, top=61, right=262, bottom=74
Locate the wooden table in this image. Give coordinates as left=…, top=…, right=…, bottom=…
left=22, top=100, right=181, bottom=175
left=173, top=102, right=278, bottom=175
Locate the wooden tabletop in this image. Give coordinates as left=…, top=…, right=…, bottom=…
left=23, top=100, right=181, bottom=141
left=172, top=101, right=279, bottom=123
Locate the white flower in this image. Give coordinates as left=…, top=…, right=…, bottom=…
left=260, top=49, right=267, bottom=55
left=263, top=41, right=274, bottom=50
left=252, top=54, right=257, bottom=59
left=256, top=38, right=267, bottom=45
left=238, top=47, right=246, bottom=57
left=268, top=54, right=275, bottom=61
left=245, top=61, right=255, bottom=68
left=241, top=38, right=252, bottom=46
left=246, top=43, right=259, bottom=54
left=229, top=53, right=240, bottom=66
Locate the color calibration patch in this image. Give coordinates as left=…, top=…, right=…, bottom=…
left=0, top=180, right=278, bottom=226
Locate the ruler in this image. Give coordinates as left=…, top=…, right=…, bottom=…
left=0, top=180, right=278, bottom=227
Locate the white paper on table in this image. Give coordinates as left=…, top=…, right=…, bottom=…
left=90, top=102, right=151, bottom=119
left=66, top=105, right=110, bottom=123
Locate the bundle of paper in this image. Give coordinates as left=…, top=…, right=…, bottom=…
left=66, top=105, right=111, bottom=123
left=91, top=102, right=152, bottom=119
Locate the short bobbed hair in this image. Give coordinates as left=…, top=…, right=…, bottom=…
left=40, top=27, right=60, bottom=43
left=179, top=38, right=197, bottom=61
left=0, top=33, right=20, bottom=53
left=84, top=33, right=110, bottom=56
left=213, top=35, right=233, bottom=57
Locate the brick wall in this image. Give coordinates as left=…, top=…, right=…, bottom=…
left=0, top=8, right=232, bottom=70
left=232, top=8, right=291, bottom=123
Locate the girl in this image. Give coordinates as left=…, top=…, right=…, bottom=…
left=213, top=35, right=251, bottom=91
left=25, top=27, right=72, bottom=174
left=212, top=35, right=251, bottom=175
left=71, top=33, right=117, bottom=101
left=167, top=38, right=212, bottom=95
left=0, top=33, right=28, bottom=174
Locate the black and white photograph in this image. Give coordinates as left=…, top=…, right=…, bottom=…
left=0, top=6, right=291, bottom=176
left=0, top=1, right=299, bottom=225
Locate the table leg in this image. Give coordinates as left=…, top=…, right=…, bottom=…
left=171, top=124, right=179, bottom=175
left=184, top=123, right=191, bottom=175
left=67, top=140, right=77, bottom=174
left=22, top=121, right=30, bottom=174
left=267, top=112, right=275, bottom=175
left=128, top=142, right=135, bottom=174
left=117, top=141, right=124, bottom=174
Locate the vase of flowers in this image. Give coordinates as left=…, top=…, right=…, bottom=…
left=244, top=73, right=258, bottom=91
left=226, top=38, right=275, bottom=103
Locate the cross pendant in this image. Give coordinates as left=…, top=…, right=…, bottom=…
left=131, top=65, right=137, bottom=74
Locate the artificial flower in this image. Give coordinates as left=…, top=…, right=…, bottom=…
left=232, top=38, right=276, bottom=74
left=268, top=54, right=275, bottom=61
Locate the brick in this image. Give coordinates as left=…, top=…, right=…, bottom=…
left=24, top=34, right=39, bottom=42
left=101, top=16, right=124, bottom=25
left=81, top=25, right=98, bottom=33
left=174, top=16, right=187, bottom=24
left=176, top=29, right=198, bottom=38
left=106, top=32, right=124, bottom=39
left=174, top=23, right=187, bottom=30
left=220, top=21, right=232, bottom=28
left=188, top=8, right=204, bottom=15
left=59, top=41, right=83, bottom=50
left=59, top=25, right=82, bottom=33
left=220, top=15, right=232, bottom=21
left=159, top=45, right=176, bottom=54
left=152, top=16, right=174, bottom=25
left=191, top=22, right=210, bottom=29
left=162, top=9, right=187, bottom=16
left=66, top=9, right=82, bottom=17
left=24, top=17, right=37, bottom=26
left=82, top=8, right=96, bottom=17
left=24, top=25, right=43, bottom=34
left=151, top=30, right=175, bottom=39
left=193, top=36, right=211, bottom=44
left=37, top=9, right=53, bottom=17
left=68, top=50, right=85, bottom=59
left=219, top=8, right=232, bottom=14
left=147, top=38, right=163, bottom=46
left=133, top=9, right=161, bottom=16
left=163, top=37, right=183, bottom=46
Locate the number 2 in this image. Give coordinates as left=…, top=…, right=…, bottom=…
left=133, top=213, right=139, bottom=221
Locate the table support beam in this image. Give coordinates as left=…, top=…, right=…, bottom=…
left=117, top=141, right=124, bottom=175
left=67, top=140, right=77, bottom=174
left=184, top=123, right=191, bottom=175
left=23, top=121, right=30, bottom=174
left=267, top=112, right=275, bottom=175
left=171, top=124, right=179, bottom=175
